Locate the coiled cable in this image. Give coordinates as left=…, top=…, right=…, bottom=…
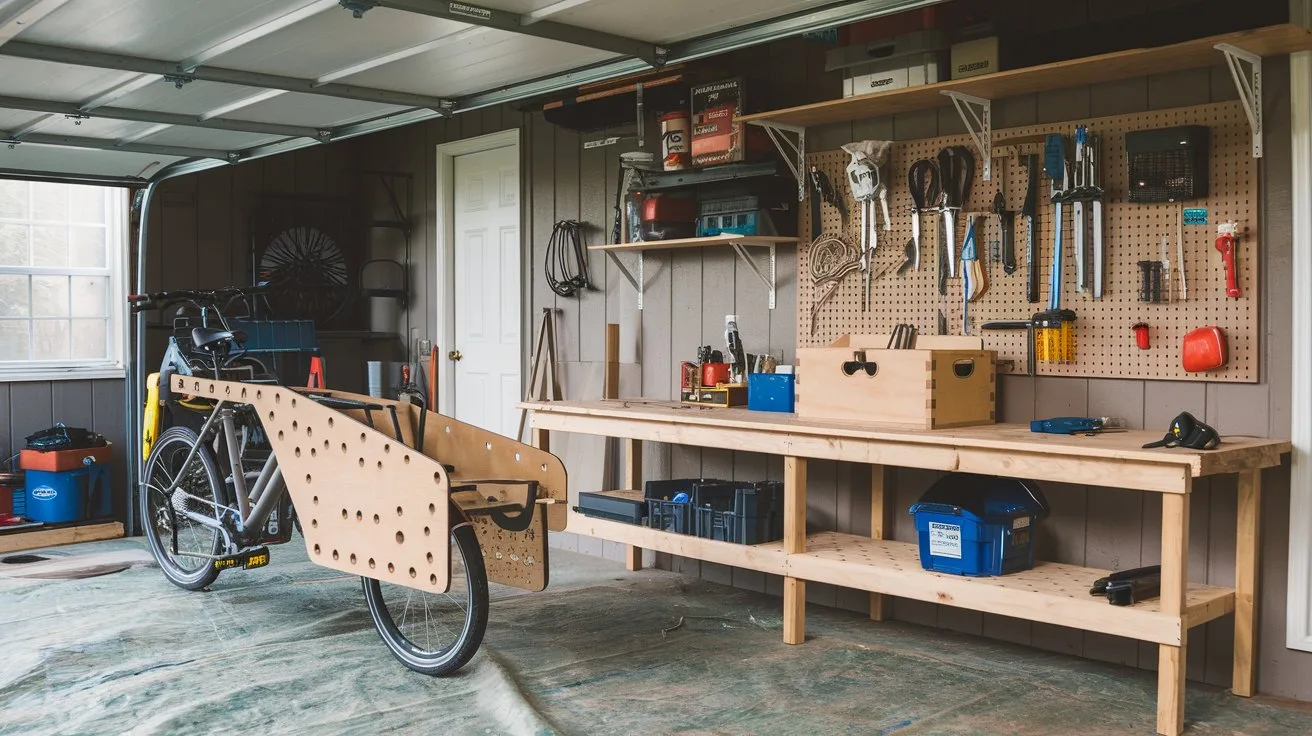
left=545, top=219, right=592, bottom=297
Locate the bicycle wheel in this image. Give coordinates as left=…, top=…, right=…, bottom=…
left=362, top=521, right=489, bottom=676
left=141, top=425, right=229, bottom=591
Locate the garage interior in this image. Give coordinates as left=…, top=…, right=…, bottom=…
left=4, top=1, right=1312, bottom=734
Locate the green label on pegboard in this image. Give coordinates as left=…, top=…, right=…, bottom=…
left=1184, top=208, right=1208, bottom=225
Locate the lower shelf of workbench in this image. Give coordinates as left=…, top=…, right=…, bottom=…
left=567, top=510, right=1234, bottom=646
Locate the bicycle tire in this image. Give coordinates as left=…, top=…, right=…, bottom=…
left=141, top=425, right=229, bottom=591
left=361, top=521, right=489, bottom=676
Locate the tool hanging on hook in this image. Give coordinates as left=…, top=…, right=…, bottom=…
left=1044, top=134, right=1069, bottom=310
left=907, top=158, right=940, bottom=274
left=937, top=146, right=975, bottom=281
left=843, top=140, right=892, bottom=311
left=1216, top=222, right=1241, bottom=298
left=1022, top=154, right=1040, bottom=303
left=992, top=156, right=1016, bottom=275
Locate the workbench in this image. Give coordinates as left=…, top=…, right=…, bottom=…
left=524, top=398, right=1289, bottom=736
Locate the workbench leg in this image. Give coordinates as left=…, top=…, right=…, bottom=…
left=869, top=464, right=891, bottom=621
left=532, top=428, right=549, bottom=453
left=624, top=438, right=643, bottom=572
left=1233, top=468, right=1262, bottom=697
left=783, top=456, right=808, bottom=645
left=1157, top=490, right=1191, bottom=736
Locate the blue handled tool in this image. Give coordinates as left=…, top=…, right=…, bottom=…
left=1044, top=134, right=1068, bottom=310
left=1030, top=416, right=1121, bottom=435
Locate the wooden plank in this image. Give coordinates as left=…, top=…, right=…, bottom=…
left=737, top=25, right=1312, bottom=129
left=523, top=400, right=1287, bottom=476
left=1232, top=468, right=1261, bottom=697
left=784, top=456, right=807, bottom=554
left=0, top=521, right=124, bottom=553
left=1157, top=489, right=1190, bottom=736
left=784, top=576, right=806, bottom=644
left=870, top=464, right=890, bottom=621
left=624, top=437, right=642, bottom=572
left=589, top=235, right=798, bottom=252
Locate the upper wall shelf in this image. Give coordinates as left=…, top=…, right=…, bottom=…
left=737, top=24, right=1312, bottom=129
left=738, top=23, right=1312, bottom=184
left=591, top=235, right=799, bottom=309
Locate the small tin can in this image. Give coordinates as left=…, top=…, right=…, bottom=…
left=660, top=110, right=690, bottom=171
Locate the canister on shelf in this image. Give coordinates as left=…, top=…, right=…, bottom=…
left=660, top=110, right=690, bottom=171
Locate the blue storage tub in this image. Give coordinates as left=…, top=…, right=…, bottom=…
left=24, top=465, right=111, bottom=523
left=909, top=473, right=1048, bottom=577
left=230, top=318, right=318, bottom=353
left=747, top=373, right=795, bottom=413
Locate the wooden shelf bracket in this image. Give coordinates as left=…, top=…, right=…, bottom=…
left=748, top=120, right=806, bottom=201
left=1216, top=42, right=1263, bottom=158
left=943, top=91, right=992, bottom=180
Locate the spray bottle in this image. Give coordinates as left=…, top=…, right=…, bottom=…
left=725, top=314, right=746, bottom=384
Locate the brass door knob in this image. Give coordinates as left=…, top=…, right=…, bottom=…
left=448, top=349, right=462, bottom=361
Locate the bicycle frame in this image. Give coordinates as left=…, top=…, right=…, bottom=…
left=153, top=397, right=286, bottom=557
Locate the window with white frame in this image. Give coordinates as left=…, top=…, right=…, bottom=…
left=0, top=180, right=127, bottom=380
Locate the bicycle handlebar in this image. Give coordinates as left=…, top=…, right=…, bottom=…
left=128, top=284, right=267, bottom=313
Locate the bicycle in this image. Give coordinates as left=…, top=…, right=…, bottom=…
left=134, top=295, right=566, bottom=675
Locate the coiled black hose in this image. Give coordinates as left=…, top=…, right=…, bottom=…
left=545, top=219, right=592, bottom=297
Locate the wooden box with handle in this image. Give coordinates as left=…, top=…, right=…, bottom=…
left=796, top=334, right=996, bottom=429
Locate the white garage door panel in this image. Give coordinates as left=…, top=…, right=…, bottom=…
left=0, top=146, right=183, bottom=178
left=132, top=127, right=283, bottom=151
left=552, top=0, right=834, bottom=44
left=109, top=80, right=281, bottom=118
left=233, top=93, right=410, bottom=128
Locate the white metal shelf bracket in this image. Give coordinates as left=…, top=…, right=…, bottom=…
left=728, top=241, right=779, bottom=309
left=749, top=121, right=807, bottom=201
left=1216, top=42, right=1263, bottom=158
left=604, top=251, right=644, bottom=309
left=942, top=91, right=992, bottom=180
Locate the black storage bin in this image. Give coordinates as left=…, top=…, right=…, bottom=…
left=576, top=490, right=647, bottom=524
left=644, top=478, right=729, bottom=535
left=694, top=481, right=784, bottom=544
left=1126, top=126, right=1210, bottom=203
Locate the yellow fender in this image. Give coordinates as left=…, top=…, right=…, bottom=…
left=142, top=372, right=161, bottom=461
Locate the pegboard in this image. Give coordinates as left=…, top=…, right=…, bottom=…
left=799, top=101, right=1260, bottom=382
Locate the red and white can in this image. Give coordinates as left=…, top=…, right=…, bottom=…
left=660, top=110, right=690, bottom=171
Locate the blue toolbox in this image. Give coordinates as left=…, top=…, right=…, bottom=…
left=909, top=473, right=1048, bottom=577
left=747, top=373, right=795, bottom=413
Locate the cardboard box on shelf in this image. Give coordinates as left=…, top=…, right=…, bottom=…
left=950, top=36, right=1000, bottom=79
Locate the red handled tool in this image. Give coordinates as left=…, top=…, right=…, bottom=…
left=1216, top=223, right=1240, bottom=298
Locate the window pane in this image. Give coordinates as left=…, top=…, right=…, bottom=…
left=70, top=225, right=106, bottom=267
left=31, top=182, right=67, bottom=221
left=0, top=320, right=29, bottom=359
left=71, top=319, right=107, bottom=359
left=32, top=275, right=68, bottom=317
left=0, top=274, right=28, bottom=316
left=0, top=223, right=27, bottom=266
left=68, top=186, right=105, bottom=223
left=0, top=180, right=26, bottom=219
left=32, top=319, right=69, bottom=359
left=32, top=225, right=69, bottom=267
left=71, top=276, right=107, bottom=317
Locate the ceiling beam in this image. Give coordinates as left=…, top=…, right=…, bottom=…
left=0, top=0, right=71, bottom=47
left=0, top=94, right=325, bottom=139
left=355, top=0, right=663, bottom=65
left=0, top=40, right=454, bottom=110
left=0, top=130, right=234, bottom=160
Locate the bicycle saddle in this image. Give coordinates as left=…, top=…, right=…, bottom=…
left=192, top=327, right=235, bottom=352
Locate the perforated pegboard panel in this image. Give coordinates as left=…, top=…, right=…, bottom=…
left=799, top=101, right=1259, bottom=382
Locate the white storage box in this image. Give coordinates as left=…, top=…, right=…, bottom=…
left=950, top=36, right=1000, bottom=79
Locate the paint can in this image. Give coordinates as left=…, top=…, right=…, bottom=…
left=660, top=111, right=690, bottom=171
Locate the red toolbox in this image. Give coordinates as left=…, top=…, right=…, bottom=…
left=21, top=443, right=113, bottom=472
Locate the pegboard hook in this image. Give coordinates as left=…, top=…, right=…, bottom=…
left=1216, top=42, right=1262, bottom=158
left=749, top=120, right=807, bottom=201
left=942, top=91, right=992, bottom=181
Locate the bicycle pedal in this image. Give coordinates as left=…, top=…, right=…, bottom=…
left=213, top=546, right=270, bottom=571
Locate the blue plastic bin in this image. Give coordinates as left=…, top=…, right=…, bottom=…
left=24, top=465, right=111, bottom=523
left=747, top=373, right=795, bottom=413
left=909, top=473, right=1048, bottom=577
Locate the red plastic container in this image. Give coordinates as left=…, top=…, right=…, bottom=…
left=20, top=443, right=113, bottom=472
left=0, top=471, right=21, bottom=516
left=1182, top=327, right=1227, bottom=372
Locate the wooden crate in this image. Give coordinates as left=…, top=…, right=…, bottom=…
left=796, top=334, right=995, bottom=429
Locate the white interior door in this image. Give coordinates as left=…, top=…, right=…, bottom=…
left=451, top=144, right=520, bottom=435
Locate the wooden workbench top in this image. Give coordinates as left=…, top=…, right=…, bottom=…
left=523, top=399, right=1288, bottom=479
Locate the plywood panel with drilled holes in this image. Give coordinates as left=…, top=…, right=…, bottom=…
left=469, top=512, right=549, bottom=591
left=176, top=377, right=453, bottom=592
left=799, top=101, right=1258, bottom=382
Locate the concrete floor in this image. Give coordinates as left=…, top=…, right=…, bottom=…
left=3, top=536, right=1312, bottom=735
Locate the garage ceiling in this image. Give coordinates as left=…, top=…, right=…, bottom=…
left=0, top=0, right=940, bottom=184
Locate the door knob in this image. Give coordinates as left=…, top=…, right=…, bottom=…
left=448, top=349, right=462, bottom=361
